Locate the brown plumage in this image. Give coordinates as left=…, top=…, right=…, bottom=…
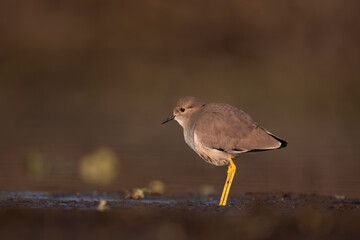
left=162, top=96, right=287, bottom=205
left=162, top=96, right=287, bottom=166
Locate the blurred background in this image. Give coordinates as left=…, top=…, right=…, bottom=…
left=0, top=0, right=359, bottom=197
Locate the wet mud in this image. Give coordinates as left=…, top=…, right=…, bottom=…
left=1, top=191, right=360, bottom=240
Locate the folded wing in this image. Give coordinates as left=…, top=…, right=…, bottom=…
left=194, top=104, right=283, bottom=154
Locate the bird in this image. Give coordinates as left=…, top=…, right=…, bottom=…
left=162, top=96, right=287, bottom=206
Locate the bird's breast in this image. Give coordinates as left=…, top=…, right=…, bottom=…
left=183, top=128, right=197, bottom=153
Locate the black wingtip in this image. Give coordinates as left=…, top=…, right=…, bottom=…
left=269, top=133, right=287, bottom=149
left=278, top=138, right=287, bottom=148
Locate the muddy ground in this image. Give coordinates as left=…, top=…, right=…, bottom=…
left=1, top=191, right=360, bottom=240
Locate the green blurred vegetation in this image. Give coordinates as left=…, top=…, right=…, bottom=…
left=80, top=147, right=120, bottom=186
left=24, top=151, right=45, bottom=180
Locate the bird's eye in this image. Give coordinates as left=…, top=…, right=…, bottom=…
left=180, top=108, right=185, bottom=112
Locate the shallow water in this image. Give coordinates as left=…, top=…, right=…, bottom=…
left=1, top=191, right=360, bottom=240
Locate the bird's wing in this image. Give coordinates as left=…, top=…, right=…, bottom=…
left=193, top=104, right=281, bottom=153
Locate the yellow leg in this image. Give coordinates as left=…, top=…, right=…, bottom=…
left=219, top=157, right=236, bottom=206
left=223, top=158, right=236, bottom=206
left=219, top=165, right=231, bottom=205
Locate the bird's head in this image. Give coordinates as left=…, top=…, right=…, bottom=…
left=162, top=96, right=205, bottom=128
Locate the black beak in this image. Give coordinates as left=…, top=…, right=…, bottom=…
left=161, top=114, right=175, bottom=124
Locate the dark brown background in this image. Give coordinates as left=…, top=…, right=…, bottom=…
left=0, top=0, right=359, bottom=196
